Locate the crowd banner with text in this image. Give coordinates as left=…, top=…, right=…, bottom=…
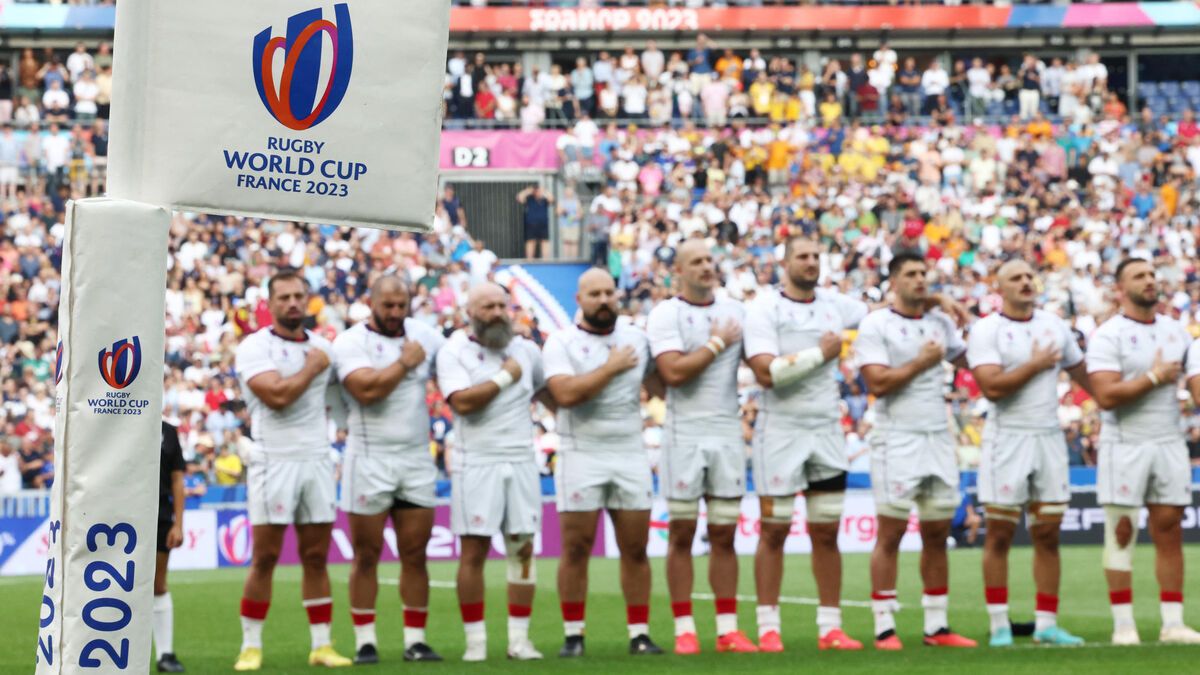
left=107, top=1, right=451, bottom=232
left=36, top=200, right=170, bottom=675
left=440, top=131, right=563, bottom=171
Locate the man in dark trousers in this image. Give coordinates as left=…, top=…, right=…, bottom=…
left=155, top=421, right=187, bottom=672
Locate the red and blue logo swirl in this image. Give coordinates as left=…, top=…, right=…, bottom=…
left=55, top=341, right=64, bottom=385
left=97, top=336, right=142, bottom=390
left=252, top=4, right=354, bottom=131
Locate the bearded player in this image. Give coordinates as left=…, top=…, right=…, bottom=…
left=854, top=252, right=976, bottom=650
left=743, top=237, right=866, bottom=652
left=646, top=239, right=757, bottom=655
left=543, top=269, right=664, bottom=658
left=436, top=283, right=553, bottom=661
left=967, top=260, right=1090, bottom=647
left=233, top=271, right=350, bottom=670
left=1089, top=258, right=1200, bottom=645
left=334, top=275, right=447, bottom=664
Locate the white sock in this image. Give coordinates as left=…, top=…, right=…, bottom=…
left=310, top=622, right=331, bottom=651
left=1111, top=603, right=1134, bottom=630
left=153, top=593, right=174, bottom=658
left=872, top=592, right=897, bottom=637
left=816, top=606, right=842, bottom=638
left=716, top=612, right=739, bottom=637
left=404, top=627, right=426, bottom=648
left=987, top=604, right=1009, bottom=634
left=564, top=620, right=584, bottom=638
left=353, top=622, right=377, bottom=650
left=627, top=623, right=649, bottom=640
left=240, top=617, right=264, bottom=650
left=674, top=614, right=696, bottom=637
left=508, top=616, right=531, bottom=644
left=922, top=593, right=949, bottom=635
left=1162, top=602, right=1184, bottom=630
left=464, top=621, right=487, bottom=640
left=1035, top=611, right=1057, bottom=633
left=756, top=605, right=781, bottom=638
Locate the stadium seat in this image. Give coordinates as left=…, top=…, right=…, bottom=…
left=1181, top=81, right=1200, bottom=97
left=1159, top=81, right=1182, bottom=97
left=1137, top=82, right=1158, bottom=99
left=1146, top=96, right=1168, bottom=113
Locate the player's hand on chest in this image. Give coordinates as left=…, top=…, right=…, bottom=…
left=272, top=342, right=313, bottom=377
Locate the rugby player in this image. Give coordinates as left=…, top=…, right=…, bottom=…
left=855, top=252, right=977, bottom=650
left=646, top=239, right=757, bottom=655
left=436, top=283, right=553, bottom=661
left=543, top=269, right=664, bottom=658
left=743, top=237, right=866, bottom=652
left=1089, top=257, right=1200, bottom=645
left=967, top=260, right=1090, bottom=647
left=233, top=270, right=350, bottom=670
left=334, top=276, right=447, bottom=664
left=154, top=421, right=187, bottom=673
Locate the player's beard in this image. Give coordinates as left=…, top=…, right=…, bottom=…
left=584, top=305, right=617, bottom=330
left=275, top=314, right=304, bottom=332
left=372, top=310, right=404, bottom=337
left=789, top=271, right=818, bottom=291
left=473, top=316, right=513, bottom=350
left=1129, top=290, right=1159, bottom=309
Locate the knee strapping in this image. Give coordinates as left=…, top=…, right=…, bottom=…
left=875, top=501, right=913, bottom=520
left=505, top=534, right=536, bottom=585
left=985, top=505, right=1022, bottom=524
left=667, top=499, right=699, bottom=522
left=1030, top=502, right=1067, bottom=525
left=805, top=492, right=844, bottom=524
left=761, top=496, right=795, bottom=524
left=1103, top=505, right=1138, bottom=572
left=706, top=498, right=742, bottom=526
left=917, top=496, right=959, bottom=522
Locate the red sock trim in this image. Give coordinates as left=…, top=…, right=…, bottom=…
left=627, top=605, right=650, bottom=625
left=924, top=587, right=948, bottom=597
left=561, top=602, right=585, bottom=622
left=870, top=591, right=897, bottom=601
left=404, top=608, right=428, bottom=628
left=1110, top=589, right=1133, bottom=606
left=508, top=603, right=532, bottom=619
left=460, top=602, right=485, bottom=624
left=240, top=598, right=270, bottom=621
left=1161, top=591, right=1184, bottom=604
left=984, top=587, right=1008, bottom=605
left=714, top=597, right=737, bottom=615
left=305, top=601, right=333, bottom=625
left=671, top=601, right=693, bottom=618
left=351, top=611, right=375, bottom=626
left=1036, top=593, right=1059, bottom=614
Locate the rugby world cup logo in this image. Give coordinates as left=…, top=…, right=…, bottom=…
left=252, top=3, right=354, bottom=131
left=97, top=336, right=142, bottom=390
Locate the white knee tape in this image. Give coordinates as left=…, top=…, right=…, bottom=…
left=761, top=496, right=795, bottom=524
left=805, top=492, right=844, bottom=524
left=667, top=499, right=700, bottom=522
left=505, top=534, right=536, bottom=585
left=917, top=497, right=959, bottom=522
left=1031, top=502, right=1067, bottom=525
left=706, top=498, right=742, bottom=526
left=985, top=505, right=1022, bottom=524
left=1102, top=505, right=1138, bottom=572
left=875, top=501, right=913, bottom=520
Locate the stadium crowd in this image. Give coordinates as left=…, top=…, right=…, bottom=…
left=3, top=38, right=1200, bottom=497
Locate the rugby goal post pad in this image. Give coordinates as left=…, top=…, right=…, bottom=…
left=36, top=199, right=170, bottom=674
left=107, top=0, right=451, bottom=232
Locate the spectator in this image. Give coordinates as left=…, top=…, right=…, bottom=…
left=0, top=439, right=20, bottom=494
left=517, top=184, right=553, bottom=259
left=920, top=59, right=950, bottom=115
left=1018, top=53, right=1043, bottom=120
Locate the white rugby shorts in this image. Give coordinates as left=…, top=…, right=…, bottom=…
left=660, top=434, right=747, bottom=502
left=340, top=446, right=438, bottom=515
left=869, top=429, right=960, bottom=515
left=555, top=446, right=653, bottom=513
left=752, top=422, right=847, bottom=497
left=246, top=454, right=337, bottom=526
left=1097, top=435, right=1192, bottom=507
left=450, top=460, right=541, bottom=536
left=978, top=426, right=1070, bottom=506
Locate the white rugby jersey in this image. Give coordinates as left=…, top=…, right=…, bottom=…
left=1087, top=314, right=1191, bottom=441
left=647, top=296, right=745, bottom=441
left=743, top=288, right=867, bottom=426
left=543, top=323, right=652, bottom=450
left=333, top=319, right=447, bottom=453
left=967, top=310, right=1083, bottom=431
left=235, top=328, right=337, bottom=458
left=436, top=330, right=544, bottom=463
left=854, top=307, right=965, bottom=432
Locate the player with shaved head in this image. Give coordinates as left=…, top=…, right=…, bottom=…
left=543, top=268, right=664, bottom=658
left=743, top=236, right=867, bottom=652
left=966, top=260, right=1090, bottom=647
left=333, top=275, right=447, bottom=664
left=1089, top=258, right=1200, bottom=645
left=646, top=239, right=756, bottom=655
left=436, top=282, right=554, bottom=661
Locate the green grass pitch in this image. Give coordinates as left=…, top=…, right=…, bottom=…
left=3, top=546, right=1198, bottom=673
